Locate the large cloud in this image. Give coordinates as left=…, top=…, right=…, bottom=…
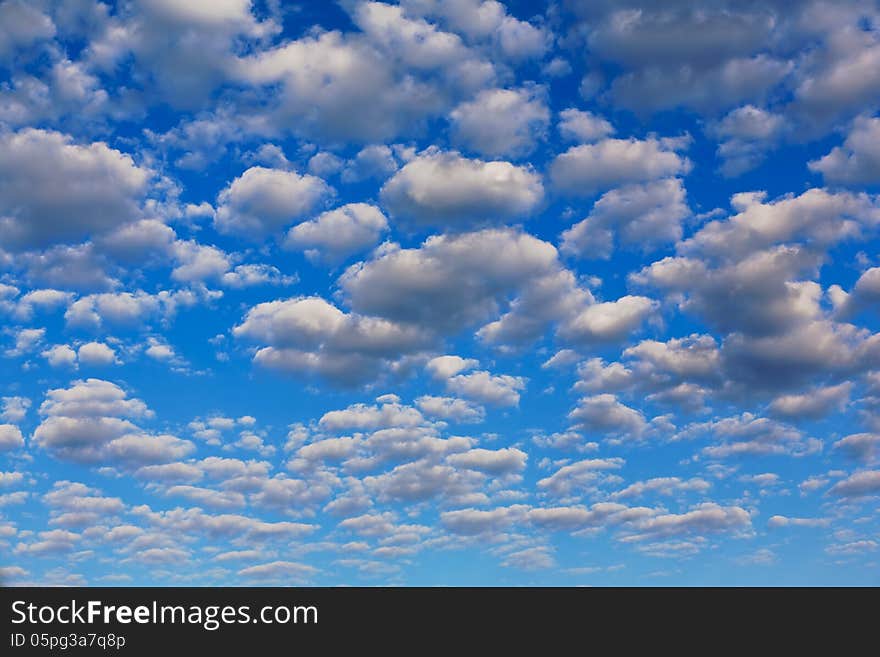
left=380, top=150, right=543, bottom=229
left=231, top=4, right=493, bottom=143
left=561, top=178, right=690, bottom=259
left=214, top=167, right=332, bottom=238
left=284, top=203, right=389, bottom=263
left=0, top=129, right=152, bottom=250
left=550, top=137, right=691, bottom=196
left=233, top=296, right=433, bottom=385
left=449, top=86, right=549, bottom=158
left=809, top=115, right=880, bottom=185
left=339, top=228, right=596, bottom=347
left=32, top=379, right=194, bottom=464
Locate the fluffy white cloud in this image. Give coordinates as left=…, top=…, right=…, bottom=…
left=679, top=188, right=880, bottom=261
left=624, top=334, right=722, bottom=381
left=449, top=86, right=549, bottom=157
left=285, top=203, right=389, bottom=263
left=537, top=458, right=625, bottom=497
left=558, top=109, right=615, bottom=143
left=550, top=137, right=691, bottom=195
left=214, top=167, right=332, bottom=238
left=829, top=470, right=880, bottom=498
left=610, top=477, right=711, bottom=500
left=32, top=379, right=193, bottom=464
left=340, top=228, right=590, bottom=346
left=77, top=342, right=118, bottom=367
left=768, top=382, right=851, bottom=420
left=233, top=296, right=432, bottom=385
left=446, top=447, right=527, bottom=474
left=318, top=401, right=426, bottom=432
left=809, top=115, right=880, bottom=184
left=0, top=1, right=55, bottom=60
left=0, top=129, right=152, bottom=249
left=441, top=505, right=528, bottom=535
left=0, top=424, right=23, bottom=451
left=221, top=264, right=297, bottom=289
left=1, top=396, right=30, bottom=423
left=42, top=345, right=78, bottom=368
left=341, top=145, right=399, bottom=183
left=170, top=241, right=231, bottom=284
left=568, top=395, right=647, bottom=439
left=426, top=355, right=479, bottom=380
left=64, top=290, right=194, bottom=331
left=713, top=105, right=785, bottom=176
left=833, top=433, right=880, bottom=463
left=559, top=295, right=657, bottom=344
left=380, top=150, right=543, bottom=229
left=677, top=413, right=822, bottom=459
left=232, top=22, right=475, bottom=143
left=414, top=395, right=484, bottom=423
left=12, top=289, right=73, bottom=320
left=618, top=504, right=751, bottom=542
left=561, top=179, right=690, bottom=259
left=444, top=370, right=527, bottom=406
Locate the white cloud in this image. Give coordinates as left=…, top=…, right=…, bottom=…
left=619, top=503, right=751, bottom=543
left=64, top=290, right=201, bottom=331
left=446, top=447, right=527, bottom=474
left=550, top=137, right=691, bottom=196
left=426, top=355, right=479, bottom=380
left=677, top=413, right=822, bottom=459
left=318, top=401, right=426, bottom=432
left=809, top=115, right=880, bottom=184
left=144, top=338, right=176, bottom=362
left=557, top=109, right=614, bottom=143
left=13, top=289, right=74, bottom=320
left=425, top=355, right=525, bottom=406
left=0, top=424, right=23, bottom=451
left=713, top=105, right=785, bottom=176
left=561, top=179, right=690, bottom=259
left=32, top=378, right=193, bottom=465
left=170, top=240, right=231, bottom=284
left=829, top=470, right=880, bottom=498
left=768, top=382, right=851, bottom=420
left=414, top=395, right=484, bottom=423
left=441, top=505, right=528, bottom=535
left=833, top=434, right=880, bottom=463
left=380, top=150, right=543, bottom=229
left=353, top=1, right=472, bottom=70
left=42, top=345, right=78, bottom=368
left=559, top=295, right=657, bottom=344
left=221, top=264, right=297, bottom=289
left=1, top=396, right=30, bottom=423
left=0, top=128, right=152, bottom=249
left=610, top=477, right=711, bottom=500
left=444, top=370, right=526, bottom=406
left=341, top=145, right=398, bottom=183
left=214, top=167, right=332, bottom=238
left=237, top=560, right=317, bottom=582
left=6, top=327, right=44, bottom=357
left=232, top=27, right=463, bottom=142
left=679, top=188, right=880, bottom=261
left=568, top=395, right=647, bottom=439
left=0, top=1, right=55, bottom=60
left=77, top=342, right=118, bottom=367
left=449, top=86, right=549, bottom=157
left=285, top=203, right=389, bottom=263
left=233, top=296, right=432, bottom=385
left=572, top=359, right=633, bottom=393
left=340, top=228, right=591, bottom=346
left=537, top=458, right=625, bottom=497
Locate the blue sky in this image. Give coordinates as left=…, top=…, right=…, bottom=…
left=1, top=0, right=880, bottom=586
